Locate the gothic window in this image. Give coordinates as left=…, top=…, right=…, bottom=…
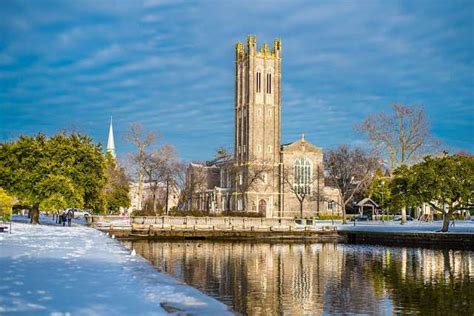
left=239, top=173, right=243, bottom=185
left=293, top=157, right=312, bottom=194
left=256, top=72, right=261, bottom=93
left=268, top=145, right=272, bottom=153
left=266, top=73, right=272, bottom=94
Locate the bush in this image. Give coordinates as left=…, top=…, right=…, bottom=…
left=131, top=209, right=163, bottom=216
left=168, top=210, right=210, bottom=217
left=220, top=211, right=264, bottom=218
left=315, top=214, right=344, bottom=220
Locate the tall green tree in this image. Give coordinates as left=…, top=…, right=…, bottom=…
left=0, top=133, right=107, bottom=223
left=391, top=154, right=473, bottom=232
left=103, top=154, right=130, bottom=214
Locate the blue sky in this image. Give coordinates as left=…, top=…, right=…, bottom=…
left=0, top=0, right=473, bottom=161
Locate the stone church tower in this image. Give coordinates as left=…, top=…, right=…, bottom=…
left=234, top=35, right=282, bottom=216
left=185, top=35, right=343, bottom=219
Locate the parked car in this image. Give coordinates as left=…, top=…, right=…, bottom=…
left=351, top=214, right=369, bottom=221
left=393, top=215, right=414, bottom=221
left=66, top=208, right=90, bottom=219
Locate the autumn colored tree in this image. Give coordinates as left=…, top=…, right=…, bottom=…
left=0, top=187, right=14, bottom=221
left=103, top=154, right=130, bottom=214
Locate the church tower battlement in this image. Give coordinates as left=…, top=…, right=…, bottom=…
left=234, top=35, right=282, bottom=165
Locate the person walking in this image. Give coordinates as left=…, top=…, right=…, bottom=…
left=62, top=212, right=67, bottom=226
left=67, top=209, right=73, bottom=227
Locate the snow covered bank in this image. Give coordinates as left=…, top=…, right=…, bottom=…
left=0, top=222, right=232, bottom=315
left=338, top=220, right=474, bottom=234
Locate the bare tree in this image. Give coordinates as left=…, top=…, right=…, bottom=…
left=157, top=144, right=180, bottom=214
left=358, top=104, right=439, bottom=169
left=125, top=124, right=157, bottom=211
left=142, top=144, right=180, bottom=214
left=182, top=163, right=207, bottom=211
left=231, top=157, right=273, bottom=212
left=282, top=164, right=325, bottom=218
left=325, top=145, right=379, bottom=224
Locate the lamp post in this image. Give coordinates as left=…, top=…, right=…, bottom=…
left=329, top=200, right=334, bottom=226
left=381, top=180, right=385, bottom=222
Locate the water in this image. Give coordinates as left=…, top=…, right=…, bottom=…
left=124, top=240, right=474, bottom=315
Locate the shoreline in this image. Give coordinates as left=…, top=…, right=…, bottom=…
left=91, top=217, right=474, bottom=248
left=0, top=221, right=232, bottom=315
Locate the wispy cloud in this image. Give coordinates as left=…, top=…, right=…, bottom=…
left=0, top=0, right=472, bottom=160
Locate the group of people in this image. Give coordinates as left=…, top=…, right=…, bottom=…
left=52, top=209, right=74, bottom=226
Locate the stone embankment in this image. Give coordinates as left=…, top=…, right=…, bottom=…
left=339, top=222, right=474, bottom=249
left=88, top=216, right=474, bottom=248
left=88, top=216, right=340, bottom=242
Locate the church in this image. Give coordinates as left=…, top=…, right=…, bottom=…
left=186, top=36, right=341, bottom=218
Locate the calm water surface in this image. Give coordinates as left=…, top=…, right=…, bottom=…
left=124, top=241, right=473, bottom=315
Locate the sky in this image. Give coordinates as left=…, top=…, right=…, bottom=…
left=0, top=0, right=473, bottom=161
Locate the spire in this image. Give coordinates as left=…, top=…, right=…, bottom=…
left=301, top=133, right=305, bottom=142
left=107, top=116, right=116, bottom=158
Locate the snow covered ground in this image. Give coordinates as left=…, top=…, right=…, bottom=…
left=337, top=220, right=474, bottom=234
left=0, top=220, right=232, bottom=315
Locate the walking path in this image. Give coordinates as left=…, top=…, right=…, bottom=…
left=0, top=221, right=231, bottom=315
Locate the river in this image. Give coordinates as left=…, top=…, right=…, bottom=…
left=123, top=240, right=473, bottom=315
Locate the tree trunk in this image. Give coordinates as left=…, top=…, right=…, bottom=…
left=165, top=178, right=169, bottom=215
left=342, top=206, right=347, bottom=224
left=152, top=191, right=157, bottom=213
left=401, top=207, right=407, bottom=225
left=30, top=205, right=40, bottom=225
left=299, top=200, right=303, bottom=219
left=441, top=211, right=451, bottom=232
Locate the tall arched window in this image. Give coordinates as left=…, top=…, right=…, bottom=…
left=256, top=72, right=262, bottom=93
left=266, top=73, right=272, bottom=94
left=293, top=157, right=312, bottom=194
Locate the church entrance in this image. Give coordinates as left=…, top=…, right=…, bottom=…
left=258, top=199, right=267, bottom=214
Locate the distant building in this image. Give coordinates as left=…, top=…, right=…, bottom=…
left=128, top=182, right=179, bottom=213
left=185, top=36, right=342, bottom=218
left=107, top=117, right=116, bottom=158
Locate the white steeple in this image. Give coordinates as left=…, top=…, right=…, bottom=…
left=107, top=117, right=116, bottom=158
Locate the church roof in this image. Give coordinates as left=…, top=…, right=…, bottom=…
left=356, top=198, right=379, bottom=208
left=281, top=134, right=322, bottom=153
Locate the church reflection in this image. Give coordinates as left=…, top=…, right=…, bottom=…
left=125, top=241, right=473, bottom=315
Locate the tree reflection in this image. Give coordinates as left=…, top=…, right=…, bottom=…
left=126, top=241, right=473, bottom=315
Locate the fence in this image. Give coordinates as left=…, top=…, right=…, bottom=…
left=131, top=216, right=296, bottom=228
left=88, top=215, right=338, bottom=232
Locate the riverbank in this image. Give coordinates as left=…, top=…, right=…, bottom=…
left=0, top=222, right=231, bottom=314
left=338, top=221, right=474, bottom=249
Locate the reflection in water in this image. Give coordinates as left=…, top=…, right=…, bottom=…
left=124, top=241, right=473, bottom=315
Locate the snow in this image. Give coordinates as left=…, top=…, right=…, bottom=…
left=337, top=220, right=474, bottom=234
left=0, top=219, right=232, bottom=315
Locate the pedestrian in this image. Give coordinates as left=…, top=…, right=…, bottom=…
left=62, top=212, right=67, bottom=226
left=451, top=218, right=455, bottom=228
left=67, top=210, right=73, bottom=227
